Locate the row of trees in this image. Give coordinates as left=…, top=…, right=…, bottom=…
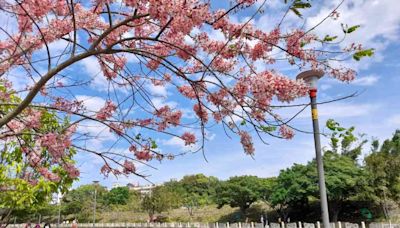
left=9, top=121, right=400, bottom=223
left=0, top=0, right=375, bottom=224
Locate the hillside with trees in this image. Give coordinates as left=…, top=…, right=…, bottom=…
left=9, top=121, right=400, bottom=224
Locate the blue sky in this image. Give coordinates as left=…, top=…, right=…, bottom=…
left=2, top=0, right=399, bottom=189
left=72, top=0, right=400, bottom=188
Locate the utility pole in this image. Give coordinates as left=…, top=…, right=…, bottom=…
left=296, top=70, right=330, bottom=228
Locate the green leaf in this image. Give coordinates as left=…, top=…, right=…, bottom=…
left=326, top=119, right=338, bottom=130
left=346, top=25, right=361, bottom=33
left=151, top=140, right=158, bottom=149
left=240, top=120, right=246, bottom=126
left=289, top=0, right=312, bottom=18
left=342, top=24, right=361, bottom=34
left=323, top=35, right=338, bottom=42
left=353, top=48, right=374, bottom=61
left=293, top=2, right=311, bottom=9
left=260, top=126, right=277, bottom=133
left=290, top=7, right=302, bottom=17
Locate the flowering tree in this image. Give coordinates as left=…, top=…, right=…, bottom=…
left=0, top=0, right=371, bottom=184
left=0, top=82, right=78, bottom=224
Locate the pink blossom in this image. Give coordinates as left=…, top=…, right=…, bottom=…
left=63, top=163, right=80, bottom=179
left=178, top=85, right=197, bottom=99
left=123, top=160, right=136, bottom=174
left=25, top=109, right=42, bottom=128
left=279, top=125, right=295, bottom=139
left=154, top=105, right=182, bottom=131
left=40, top=132, right=71, bottom=160
left=96, top=100, right=117, bottom=120
left=38, top=167, right=61, bottom=182
left=239, top=131, right=255, bottom=155
left=53, top=98, right=83, bottom=113
left=181, top=132, right=196, bottom=146
left=101, top=164, right=112, bottom=177
left=193, top=103, right=208, bottom=123
left=109, top=123, right=124, bottom=135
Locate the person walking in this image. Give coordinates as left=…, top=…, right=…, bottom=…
left=263, top=213, right=268, bottom=227
left=71, top=219, right=77, bottom=228
left=260, top=214, right=264, bottom=227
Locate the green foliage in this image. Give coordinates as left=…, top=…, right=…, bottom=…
left=326, top=119, right=367, bottom=160
left=270, top=163, right=315, bottom=220
left=5, top=124, right=399, bottom=223
left=365, top=130, right=400, bottom=218
left=215, top=176, right=272, bottom=217
left=353, top=48, right=375, bottom=61
left=141, top=186, right=181, bottom=220
left=260, top=126, right=277, bottom=133
left=288, top=0, right=312, bottom=18
left=164, top=174, right=219, bottom=215
left=105, top=187, right=130, bottom=205
left=270, top=120, right=375, bottom=221
left=342, top=24, right=361, bottom=34
left=323, top=35, right=338, bottom=42
left=61, top=184, right=108, bottom=222
left=0, top=85, right=77, bottom=223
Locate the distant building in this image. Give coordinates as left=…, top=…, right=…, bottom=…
left=50, top=191, right=63, bottom=205
left=127, top=183, right=159, bottom=195
left=112, top=182, right=122, bottom=189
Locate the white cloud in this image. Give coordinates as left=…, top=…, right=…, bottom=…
left=151, top=97, right=178, bottom=109
left=352, top=75, right=379, bottom=86
left=320, top=84, right=332, bottom=91
left=296, top=102, right=378, bottom=119
left=80, top=57, right=110, bottom=92
left=162, top=137, right=186, bottom=149
left=306, top=0, right=400, bottom=69
left=318, top=103, right=378, bottom=118
left=76, top=95, right=106, bottom=112
left=147, top=84, right=168, bottom=97
left=77, top=121, right=117, bottom=150
left=388, top=115, right=400, bottom=125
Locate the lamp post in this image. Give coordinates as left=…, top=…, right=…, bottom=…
left=57, top=191, right=62, bottom=228
left=296, top=70, right=330, bottom=228
left=92, top=180, right=99, bottom=227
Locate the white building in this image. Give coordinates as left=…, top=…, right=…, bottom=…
left=127, top=183, right=159, bottom=195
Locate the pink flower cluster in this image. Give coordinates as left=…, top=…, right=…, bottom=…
left=181, top=132, right=196, bottom=146
left=154, top=105, right=182, bottom=131
left=96, top=100, right=117, bottom=120
left=98, top=55, right=127, bottom=80
left=193, top=103, right=208, bottom=123
left=123, top=160, right=136, bottom=174
left=25, top=109, right=42, bottom=128
left=109, top=123, right=124, bottom=135
left=38, top=167, right=61, bottom=182
left=279, top=125, right=295, bottom=139
left=63, top=163, right=80, bottom=179
left=40, top=132, right=71, bottom=161
left=239, top=131, right=255, bottom=155
left=0, top=0, right=366, bottom=174
left=178, top=83, right=206, bottom=99
left=53, top=97, right=83, bottom=113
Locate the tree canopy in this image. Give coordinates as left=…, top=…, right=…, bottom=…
left=0, top=0, right=372, bottom=184
left=0, top=85, right=78, bottom=223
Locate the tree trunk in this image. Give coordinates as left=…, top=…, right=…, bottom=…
left=239, top=206, right=249, bottom=222
left=381, top=191, right=390, bottom=220
left=331, top=210, right=339, bottom=223
left=0, top=209, right=12, bottom=228
left=329, top=201, right=342, bottom=222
